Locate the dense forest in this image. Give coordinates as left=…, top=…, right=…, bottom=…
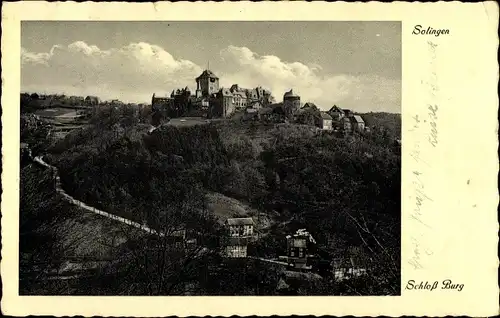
left=361, top=112, right=401, bottom=139
left=20, top=105, right=401, bottom=295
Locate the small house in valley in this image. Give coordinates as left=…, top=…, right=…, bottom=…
left=222, top=217, right=254, bottom=258
left=224, top=237, right=250, bottom=258
left=227, top=217, right=254, bottom=237
left=279, top=229, right=316, bottom=270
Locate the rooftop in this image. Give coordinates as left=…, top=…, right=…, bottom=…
left=283, top=89, right=299, bottom=98
left=351, top=115, right=365, bottom=123
left=328, top=105, right=344, bottom=113
left=196, top=69, right=219, bottom=80
left=227, top=217, right=254, bottom=226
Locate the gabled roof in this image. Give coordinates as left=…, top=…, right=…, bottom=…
left=351, top=115, right=365, bottom=123
left=227, top=217, right=254, bottom=226
left=196, top=69, right=219, bottom=80
left=328, top=105, right=344, bottom=113
left=302, top=102, right=317, bottom=109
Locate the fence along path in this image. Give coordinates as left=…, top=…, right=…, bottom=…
left=33, top=156, right=164, bottom=237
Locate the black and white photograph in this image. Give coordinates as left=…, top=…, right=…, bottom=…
left=19, top=21, right=401, bottom=296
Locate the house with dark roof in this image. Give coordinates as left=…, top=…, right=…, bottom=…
left=327, top=105, right=345, bottom=121
left=221, top=217, right=255, bottom=258
left=349, top=115, right=365, bottom=132
left=315, top=112, right=333, bottom=130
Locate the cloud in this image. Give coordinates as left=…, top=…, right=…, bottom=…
left=21, top=42, right=400, bottom=112
left=218, top=45, right=400, bottom=113
left=22, top=41, right=202, bottom=102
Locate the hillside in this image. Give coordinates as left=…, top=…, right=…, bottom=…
left=24, top=105, right=400, bottom=295
left=360, top=112, right=401, bottom=138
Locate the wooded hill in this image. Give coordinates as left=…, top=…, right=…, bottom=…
left=21, top=106, right=401, bottom=295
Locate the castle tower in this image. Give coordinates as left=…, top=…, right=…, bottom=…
left=196, top=69, right=219, bottom=97
left=283, top=89, right=301, bottom=116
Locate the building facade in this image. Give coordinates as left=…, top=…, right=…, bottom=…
left=196, top=70, right=220, bottom=97
left=316, top=112, right=333, bottom=130
left=222, top=217, right=254, bottom=258
left=224, top=237, right=249, bottom=258
left=283, top=89, right=301, bottom=118
left=227, top=217, right=254, bottom=237
left=350, top=115, right=366, bottom=132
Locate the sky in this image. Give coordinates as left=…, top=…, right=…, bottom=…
left=21, top=21, right=401, bottom=113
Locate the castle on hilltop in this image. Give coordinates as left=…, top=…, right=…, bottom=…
left=151, top=68, right=367, bottom=134
left=152, top=68, right=275, bottom=119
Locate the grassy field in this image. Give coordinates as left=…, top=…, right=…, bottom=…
left=166, top=117, right=211, bottom=127
left=206, top=192, right=273, bottom=231
left=35, top=107, right=82, bottom=118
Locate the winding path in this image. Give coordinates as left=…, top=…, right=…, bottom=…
left=33, top=155, right=165, bottom=237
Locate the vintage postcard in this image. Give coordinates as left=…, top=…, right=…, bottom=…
left=1, top=1, right=498, bottom=316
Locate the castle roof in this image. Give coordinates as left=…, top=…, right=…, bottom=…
left=284, top=89, right=299, bottom=98
left=196, top=69, right=219, bottom=80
